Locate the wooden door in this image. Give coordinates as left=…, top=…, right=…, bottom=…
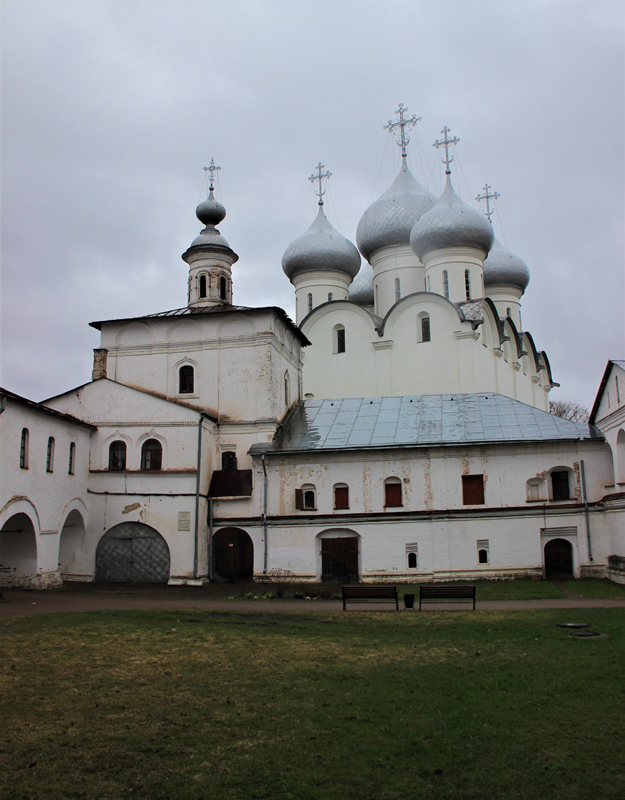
left=321, top=537, right=359, bottom=583
left=544, top=538, right=573, bottom=579
left=213, top=528, right=254, bottom=581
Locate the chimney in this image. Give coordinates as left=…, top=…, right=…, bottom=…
left=92, top=349, right=108, bottom=380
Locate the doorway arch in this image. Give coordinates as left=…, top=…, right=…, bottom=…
left=0, top=512, right=37, bottom=584
left=95, top=522, right=170, bottom=583
left=58, top=509, right=86, bottom=579
left=213, top=527, right=254, bottom=582
left=544, top=538, right=573, bottom=579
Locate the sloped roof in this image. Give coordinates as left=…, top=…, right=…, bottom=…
left=590, top=360, right=625, bottom=423
left=0, top=387, right=97, bottom=430
left=252, top=393, right=601, bottom=454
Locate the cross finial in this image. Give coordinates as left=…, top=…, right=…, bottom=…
left=384, top=103, right=422, bottom=160
left=475, top=183, right=500, bottom=223
left=309, top=162, right=332, bottom=206
left=433, top=126, right=460, bottom=175
left=203, top=158, right=221, bottom=191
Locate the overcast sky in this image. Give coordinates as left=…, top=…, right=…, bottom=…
left=2, top=0, right=623, bottom=410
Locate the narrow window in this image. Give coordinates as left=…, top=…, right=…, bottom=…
left=477, top=539, right=489, bottom=564
left=220, top=276, right=227, bottom=300
left=46, top=437, right=55, bottom=473
left=384, top=478, right=403, bottom=507
left=465, top=270, right=471, bottom=301
left=296, top=485, right=317, bottom=510
left=506, top=307, right=511, bottom=318
left=408, top=551, right=417, bottom=569
left=337, top=328, right=345, bottom=353
left=304, top=490, right=316, bottom=509
left=443, top=270, right=449, bottom=299
left=334, top=484, right=349, bottom=509
left=421, top=316, right=431, bottom=343
left=222, top=451, right=237, bottom=470
left=284, top=371, right=290, bottom=406
left=328, top=292, right=333, bottom=302
left=109, top=441, right=127, bottom=471
left=462, top=475, right=484, bottom=505
left=427, top=275, right=431, bottom=292
left=20, top=428, right=29, bottom=469
left=617, top=376, right=621, bottom=404
left=307, top=293, right=313, bottom=314
left=199, top=275, right=207, bottom=298
left=527, top=481, right=542, bottom=502
left=179, top=365, right=194, bottom=394
left=395, top=277, right=401, bottom=302
left=141, top=439, right=162, bottom=471
left=406, top=544, right=418, bottom=569
left=551, top=470, right=570, bottom=500
left=68, top=442, right=76, bottom=475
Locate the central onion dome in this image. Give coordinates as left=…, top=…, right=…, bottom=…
left=282, top=207, right=361, bottom=280
left=483, top=238, right=530, bottom=291
left=356, top=164, right=436, bottom=261
left=410, top=177, right=494, bottom=260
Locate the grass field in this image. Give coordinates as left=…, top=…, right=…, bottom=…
left=1, top=608, right=623, bottom=800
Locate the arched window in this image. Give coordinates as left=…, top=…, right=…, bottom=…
left=616, top=376, right=621, bottom=404
left=395, top=277, right=401, bottom=302
left=20, top=428, right=29, bottom=469
left=284, top=371, right=290, bottom=406
left=68, top=442, right=76, bottom=475
left=179, top=365, right=194, bottom=394
left=427, top=275, right=431, bottom=292
left=477, top=539, right=489, bottom=564
left=307, top=293, right=313, bottom=314
left=334, top=483, right=349, bottom=509
left=109, top=441, right=127, bottom=471
left=199, top=275, right=207, bottom=298
left=506, top=307, right=511, bottom=318
left=141, top=439, right=162, bottom=471
left=417, top=313, right=430, bottom=343
left=384, top=477, right=403, bottom=507
left=46, top=437, right=55, bottom=473
left=219, top=276, right=227, bottom=300
left=465, top=270, right=471, bottom=300
left=333, top=324, right=346, bottom=354
left=526, top=479, right=544, bottom=502
left=407, top=551, right=417, bottom=569
left=328, top=292, right=333, bottom=302
left=551, top=470, right=570, bottom=500
left=443, top=270, right=449, bottom=299
left=222, top=451, right=237, bottom=470
left=295, top=484, right=317, bottom=510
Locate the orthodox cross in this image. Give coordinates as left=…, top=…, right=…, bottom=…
left=203, top=159, right=221, bottom=190
left=384, top=103, right=422, bottom=160
left=433, top=126, right=460, bottom=174
left=476, top=183, right=500, bottom=222
left=309, top=162, right=332, bottom=206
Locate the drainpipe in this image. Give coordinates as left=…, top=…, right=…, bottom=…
left=580, top=459, right=593, bottom=562
left=208, top=497, right=214, bottom=582
left=262, top=452, right=268, bottom=574
left=194, top=412, right=209, bottom=579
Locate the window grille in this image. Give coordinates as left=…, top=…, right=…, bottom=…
left=465, top=270, right=471, bottom=300
left=443, top=270, right=449, bottom=299
left=68, top=442, right=76, bottom=475
left=221, top=451, right=237, bottom=470
left=46, top=437, right=55, bottom=473
left=20, top=428, right=29, bottom=469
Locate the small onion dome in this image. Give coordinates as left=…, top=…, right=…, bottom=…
left=356, top=165, right=436, bottom=261
left=483, top=238, right=530, bottom=291
left=282, top=207, right=361, bottom=281
left=188, top=226, right=233, bottom=251
left=196, top=189, right=226, bottom=226
left=410, top=176, right=494, bottom=260
left=348, top=262, right=374, bottom=306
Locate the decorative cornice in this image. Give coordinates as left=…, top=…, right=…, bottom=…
left=373, top=340, right=394, bottom=351
left=493, top=348, right=503, bottom=358
left=454, top=330, right=480, bottom=341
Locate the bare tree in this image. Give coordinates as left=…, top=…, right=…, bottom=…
left=549, top=399, right=590, bottom=423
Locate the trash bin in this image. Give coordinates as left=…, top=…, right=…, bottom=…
left=404, top=593, right=415, bottom=610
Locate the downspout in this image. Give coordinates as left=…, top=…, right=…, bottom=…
left=580, top=459, right=593, bottom=562
left=262, top=452, right=268, bottom=575
left=194, top=412, right=209, bottom=579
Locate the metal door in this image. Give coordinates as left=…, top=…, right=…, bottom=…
left=95, top=523, right=170, bottom=584
left=544, top=538, right=573, bottom=579
left=321, top=537, right=359, bottom=583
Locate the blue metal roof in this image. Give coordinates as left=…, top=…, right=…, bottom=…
left=261, top=394, right=601, bottom=453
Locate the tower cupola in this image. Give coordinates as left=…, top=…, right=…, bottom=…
left=183, top=160, right=238, bottom=308
left=483, top=238, right=530, bottom=329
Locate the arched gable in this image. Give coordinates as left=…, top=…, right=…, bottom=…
left=300, top=300, right=378, bottom=337
left=166, top=318, right=205, bottom=343
left=116, top=321, right=154, bottom=347
left=382, top=292, right=460, bottom=338
left=0, top=496, right=41, bottom=536
left=217, top=312, right=257, bottom=339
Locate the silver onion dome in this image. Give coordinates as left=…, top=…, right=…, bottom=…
left=410, top=177, right=494, bottom=260
left=188, top=226, right=232, bottom=250
left=348, top=262, right=374, bottom=306
left=282, top=207, right=361, bottom=280
left=196, top=189, right=226, bottom=227
left=356, top=165, right=436, bottom=261
left=483, top=238, right=530, bottom=291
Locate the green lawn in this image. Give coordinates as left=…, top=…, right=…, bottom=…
left=563, top=578, right=625, bottom=599
left=1, top=609, right=623, bottom=799
left=396, top=579, right=564, bottom=601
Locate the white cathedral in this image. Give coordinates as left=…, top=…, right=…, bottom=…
left=1, top=108, right=624, bottom=588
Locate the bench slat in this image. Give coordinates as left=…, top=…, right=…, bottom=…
left=419, top=585, right=476, bottom=610
left=342, top=586, right=398, bottom=611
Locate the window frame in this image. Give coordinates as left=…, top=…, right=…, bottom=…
left=333, top=484, right=349, bottom=510
left=465, top=269, right=471, bottom=301
left=140, top=438, right=163, bottom=471
left=68, top=442, right=76, bottom=475
left=221, top=451, right=237, bottom=470
left=551, top=470, right=571, bottom=501
left=46, top=436, right=55, bottom=473
left=20, top=428, right=29, bottom=470
left=219, top=275, right=227, bottom=300
left=199, top=274, right=207, bottom=298
left=108, top=440, right=127, bottom=471
left=179, top=364, right=194, bottom=394
left=442, top=269, right=449, bottom=300
left=384, top=478, right=403, bottom=508
left=462, top=474, right=485, bottom=505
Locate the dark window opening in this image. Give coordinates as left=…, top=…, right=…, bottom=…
left=465, top=269, right=471, bottom=301
left=551, top=470, right=570, bottom=501
left=109, top=441, right=127, bottom=471
left=308, top=293, right=313, bottom=313
left=443, top=270, right=449, bottom=299
left=421, top=316, right=431, bottom=343
left=304, top=490, right=316, bottom=509
left=141, top=439, right=162, bottom=471
left=222, top=451, right=237, bottom=470
left=336, top=328, right=346, bottom=353
left=385, top=481, right=402, bottom=507
left=199, top=275, right=207, bottom=298
left=20, top=428, right=29, bottom=469
left=462, top=474, right=484, bottom=505
left=68, top=442, right=76, bottom=475
left=46, top=437, right=55, bottom=473
left=478, top=549, right=489, bottom=564
left=408, top=551, right=417, bottom=569
left=220, top=276, right=227, bottom=300
left=179, top=365, right=194, bottom=394
left=334, top=485, right=349, bottom=509
left=296, top=488, right=316, bottom=510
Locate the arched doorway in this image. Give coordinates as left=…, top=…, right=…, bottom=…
left=95, top=522, right=170, bottom=584
left=0, top=513, right=37, bottom=584
left=58, top=510, right=86, bottom=579
left=544, top=538, right=573, bottom=579
left=318, top=530, right=360, bottom=584
left=213, top=527, right=253, bottom=582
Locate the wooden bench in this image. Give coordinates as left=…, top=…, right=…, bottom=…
left=342, top=585, right=399, bottom=611
left=419, top=585, right=476, bottom=610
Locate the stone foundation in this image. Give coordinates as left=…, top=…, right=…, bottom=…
left=0, top=570, right=63, bottom=589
